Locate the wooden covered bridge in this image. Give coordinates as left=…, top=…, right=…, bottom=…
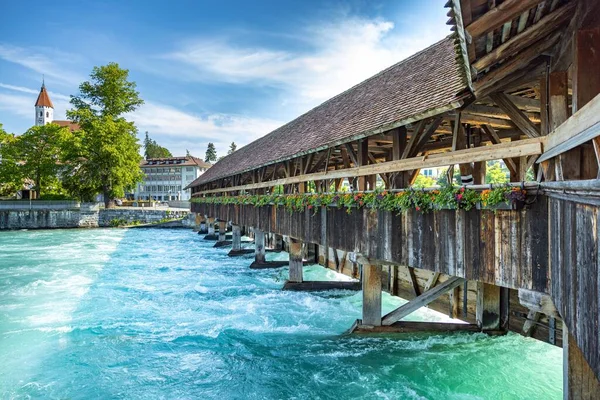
left=188, top=0, right=600, bottom=397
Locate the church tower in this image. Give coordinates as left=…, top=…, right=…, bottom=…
left=34, top=81, right=54, bottom=126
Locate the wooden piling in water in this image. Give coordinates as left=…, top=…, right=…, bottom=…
left=288, top=238, right=303, bottom=283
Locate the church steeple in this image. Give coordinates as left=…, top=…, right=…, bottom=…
left=34, top=80, right=54, bottom=126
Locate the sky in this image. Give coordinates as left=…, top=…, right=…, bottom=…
left=0, top=0, right=450, bottom=159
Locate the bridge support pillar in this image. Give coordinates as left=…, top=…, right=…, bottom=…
left=564, top=327, right=600, bottom=399
left=199, top=214, right=208, bottom=234
left=361, top=260, right=382, bottom=327
left=288, top=238, right=303, bottom=283
left=254, top=228, right=266, bottom=264
left=213, top=220, right=230, bottom=247
left=231, top=225, right=241, bottom=251
left=274, top=234, right=283, bottom=251
left=193, top=213, right=201, bottom=232
left=203, top=217, right=218, bottom=240
left=476, top=282, right=501, bottom=332
left=218, top=220, right=226, bottom=242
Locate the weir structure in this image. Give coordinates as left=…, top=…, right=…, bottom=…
left=188, top=1, right=600, bottom=398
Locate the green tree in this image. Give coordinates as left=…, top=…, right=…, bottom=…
left=143, top=132, right=172, bottom=159
left=65, top=63, right=144, bottom=207
left=12, top=124, right=71, bottom=198
left=228, top=142, right=237, bottom=155
left=205, top=142, right=217, bottom=162
left=486, top=161, right=509, bottom=184
left=0, top=124, right=22, bottom=197
left=412, top=174, right=436, bottom=188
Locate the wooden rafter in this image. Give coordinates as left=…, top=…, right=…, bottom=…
left=402, top=120, right=426, bottom=159
left=466, top=0, right=545, bottom=39
left=490, top=92, right=540, bottom=138
left=474, top=32, right=560, bottom=97
left=472, top=2, right=574, bottom=72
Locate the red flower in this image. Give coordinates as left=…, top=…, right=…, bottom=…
left=416, top=206, right=420, bottom=211
left=457, top=194, right=463, bottom=201
left=307, top=205, right=313, bottom=209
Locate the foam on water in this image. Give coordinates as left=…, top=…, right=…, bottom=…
left=0, top=228, right=562, bottom=399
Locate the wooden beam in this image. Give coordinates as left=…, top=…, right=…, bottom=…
left=412, top=117, right=444, bottom=156
left=288, top=238, right=303, bottom=283
left=406, top=266, right=420, bottom=297
left=425, top=272, right=440, bottom=292
left=476, top=282, right=501, bottom=331
left=490, top=92, right=540, bottom=138
left=538, top=93, right=600, bottom=162
left=474, top=33, right=560, bottom=97
left=466, top=104, right=541, bottom=123
left=466, top=0, right=544, bottom=39
left=522, top=310, right=540, bottom=337
left=402, top=119, right=426, bottom=159
left=472, top=2, right=575, bottom=72
left=194, top=138, right=545, bottom=195
left=382, top=277, right=465, bottom=326
left=344, top=143, right=359, bottom=166
left=460, top=113, right=517, bottom=129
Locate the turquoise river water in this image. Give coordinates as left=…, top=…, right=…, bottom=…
left=0, top=228, right=562, bottom=399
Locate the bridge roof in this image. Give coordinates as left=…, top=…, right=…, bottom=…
left=188, top=35, right=469, bottom=189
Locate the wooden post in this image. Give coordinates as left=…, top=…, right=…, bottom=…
left=207, top=217, right=215, bottom=235
left=391, top=127, right=408, bottom=189
left=550, top=71, right=579, bottom=180
left=231, top=224, right=241, bottom=251
left=193, top=213, right=201, bottom=232
left=289, top=238, right=303, bottom=283
left=574, top=27, right=600, bottom=180
left=199, top=214, right=208, bottom=234
left=563, top=326, right=600, bottom=399
left=218, top=220, right=226, bottom=242
left=357, top=139, right=369, bottom=191
left=274, top=234, right=283, bottom=251
left=254, top=228, right=266, bottom=264
left=476, top=282, right=501, bottom=331
left=361, top=261, right=382, bottom=326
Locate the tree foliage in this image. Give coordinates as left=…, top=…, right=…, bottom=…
left=205, top=142, right=217, bottom=162
left=486, top=161, right=509, bottom=184
left=412, top=174, right=436, bottom=188
left=228, top=142, right=237, bottom=155
left=65, top=63, right=144, bottom=206
left=0, top=123, right=71, bottom=197
left=143, top=132, right=172, bottom=159
left=0, top=124, right=21, bottom=197
left=14, top=124, right=71, bottom=197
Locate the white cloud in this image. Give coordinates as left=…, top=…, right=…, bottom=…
left=0, top=44, right=85, bottom=86
left=130, top=101, right=282, bottom=157
left=164, top=16, right=450, bottom=108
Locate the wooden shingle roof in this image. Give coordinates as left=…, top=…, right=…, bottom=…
left=189, top=35, right=469, bottom=188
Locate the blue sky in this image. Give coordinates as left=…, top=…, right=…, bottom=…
left=0, top=0, right=450, bottom=158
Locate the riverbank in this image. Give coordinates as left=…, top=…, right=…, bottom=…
left=0, top=207, right=192, bottom=230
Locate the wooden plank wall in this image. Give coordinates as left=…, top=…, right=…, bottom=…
left=550, top=196, right=600, bottom=381
left=192, top=198, right=550, bottom=293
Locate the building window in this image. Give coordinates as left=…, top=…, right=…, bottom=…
left=46, top=111, right=49, bottom=118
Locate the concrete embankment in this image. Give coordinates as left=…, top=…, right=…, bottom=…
left=0, top=206, right=192, bottom=230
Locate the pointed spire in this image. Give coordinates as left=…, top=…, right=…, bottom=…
left=35, top=79, right=54, bottom=108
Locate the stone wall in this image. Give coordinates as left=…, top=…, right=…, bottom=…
left=0, top=208, right=190, bottom=230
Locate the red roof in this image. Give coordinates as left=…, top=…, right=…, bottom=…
left=53, top=120, right=80, bottom=132
left=34, top=84, right=54, bottom=108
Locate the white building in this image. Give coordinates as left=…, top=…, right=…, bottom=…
left=134, top=156, right=211, bottom=201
